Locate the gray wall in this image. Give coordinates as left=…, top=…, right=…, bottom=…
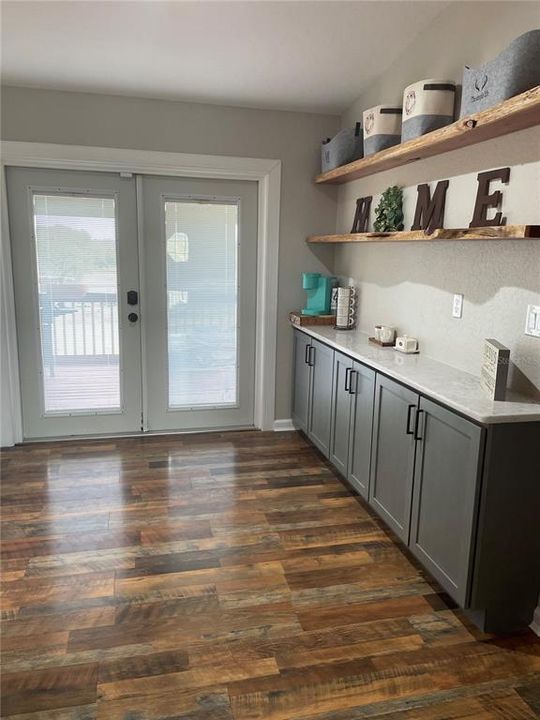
left=342, top=2, right=539, bottom=126
left=1, top=86, right=340, bottom=421
left=336, top=2, right=540, bottom=397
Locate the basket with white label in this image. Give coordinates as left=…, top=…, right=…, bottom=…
left=401, top=79, right=456, bottom=143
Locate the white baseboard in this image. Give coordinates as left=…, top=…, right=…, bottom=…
left=531, top=606, right=540, bottom=636
left=273, top=419, right=295, bottom=431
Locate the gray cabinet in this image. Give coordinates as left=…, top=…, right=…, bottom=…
left=292, top=331, right=334, bottom=457
left=290, top=328, right=540, bottom=632
left=369, top=375, right=418, bottom=543
left=409, top=398, right=483, bottom=605
left=469, top=422, right=540, bottom=632
left=329, top=351, right=354, bottom=475
left=308, top=339, right=334, bottom=457
left=291, top=331, right=311, bottom=433
left=330, top=354, right=375, bottom=495
left=348, top=362, right=375, bottom=499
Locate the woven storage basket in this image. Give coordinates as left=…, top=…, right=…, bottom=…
left=321, top=123, right=363, bottom=173
left=460, top=29, right=540, bottom=117
left=401, top=79, right=456, bottom=142
left=363, top=105, right=402, bottom=156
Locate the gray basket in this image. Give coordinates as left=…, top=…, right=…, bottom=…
left=401, top=80, right=456, bottom=142
left=460, top=29, right=540, bottom=117
left=321, top=123, right=363, bottom=173
left=362, top=105, right=402, bottom=156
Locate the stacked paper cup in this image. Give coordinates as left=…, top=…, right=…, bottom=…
left=335, top=287, right=356, bottom=330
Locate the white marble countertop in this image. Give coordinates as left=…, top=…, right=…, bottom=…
left=293, top=324, right=540, bottom=425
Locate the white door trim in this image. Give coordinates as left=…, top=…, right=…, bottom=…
left=1, top=167, right=23, bottom=447
left=1, top=141, right=281, bottom=443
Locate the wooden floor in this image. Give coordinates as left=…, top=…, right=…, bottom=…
left=1, top=431, right=539, bottom=719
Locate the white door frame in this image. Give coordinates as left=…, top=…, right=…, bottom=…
left=1, top=141, right=281, bottom=444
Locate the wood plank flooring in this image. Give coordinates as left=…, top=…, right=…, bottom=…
left=1, top=430, right=539, bottom=719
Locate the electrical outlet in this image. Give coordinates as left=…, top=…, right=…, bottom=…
left=525, top=304, right=540, bottom=337
left=452, top=293, right=463, bottom=319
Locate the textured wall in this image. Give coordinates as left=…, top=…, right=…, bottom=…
left=1, top=86, right=340, bottom=422
left=336, top=2, right=540, bottom=396
left=342, top=2, right=539, bottom=127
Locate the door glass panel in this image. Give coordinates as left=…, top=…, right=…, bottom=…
left=164, top=199, right=238, bottom=407
left=32, top=193, right=121, bottom=413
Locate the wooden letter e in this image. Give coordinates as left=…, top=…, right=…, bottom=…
left=470, top=168, right=510, bottom=227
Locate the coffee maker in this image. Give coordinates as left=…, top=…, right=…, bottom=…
left=301, top=273, right=334, bottom=316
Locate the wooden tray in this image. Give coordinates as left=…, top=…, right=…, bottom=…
left=289, top=311, right=335, bottom=327
left=368, top=336, right=395, bottom=347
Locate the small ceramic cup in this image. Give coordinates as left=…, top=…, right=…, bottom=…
left=380, top=326, right=396, bottom=343
left=374, top=325, right=382, bottom=341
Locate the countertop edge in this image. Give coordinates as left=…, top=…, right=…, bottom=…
left=292, top=324, right=540, bottom=425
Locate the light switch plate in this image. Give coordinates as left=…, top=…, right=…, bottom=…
left=525, top=304, right=540, bottom=337
left=452, top=293, right=463, bottom=319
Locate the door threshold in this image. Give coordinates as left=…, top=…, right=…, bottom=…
left=18, top=425, right=257, bottom=445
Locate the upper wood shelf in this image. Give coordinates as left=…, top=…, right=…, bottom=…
left=315, top=87, right=540, bottom=185
left=307, top=225, right=540, bottom=244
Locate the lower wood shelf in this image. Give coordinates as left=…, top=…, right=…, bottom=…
left=307, top=225, right=540, bottom=244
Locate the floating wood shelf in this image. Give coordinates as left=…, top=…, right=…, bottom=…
left=315, top=87, right=540, bottom=185
left=307, top=225, right=540, bottom=244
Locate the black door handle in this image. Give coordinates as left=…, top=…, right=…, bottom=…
left=345, top=367, right=351, bottom=392
left=349, top=370, right=358, bottom=395
left=127, top=290, right=138, bottom=306
left=128, top=312, right=139, bottom=323
left=406, top=404, right=416, bottom=435
left=304, top=344, right=310, bottom=365
left=414, top=409, right=424, bottom=441
left=309, top=346, right=315, bottom=366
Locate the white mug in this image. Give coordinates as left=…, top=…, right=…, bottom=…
left=379, top=326, right=396, bottom=343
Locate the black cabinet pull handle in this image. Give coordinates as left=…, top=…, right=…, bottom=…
left=309, top=346, right=315, bottom=366
left=406, top=404, right=416, bottom=435
left=349, top=370, right=358, bottom=395
left=304, top=344, right=310, bottom=365
left=414, top=409, right=424, bottom=441
left=345, top=367, right=351, bottom=392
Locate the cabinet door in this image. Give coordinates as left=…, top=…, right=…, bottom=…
left=308, top=339, right=334, bottom=457
left=329, top=352, right=354, bottom=475
left=291, top=330, right=311, bottom=433
left=410, top=397, right=483, bottom=606
left=348, top=362, right=375, bottom=499
left=369, top=375, right=418, bottom=542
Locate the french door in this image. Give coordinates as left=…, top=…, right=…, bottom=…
left=141, top=176, right=257, bottom=431
left=7, top=167, right=142, bottom=438
left=6, top=167, right=257, bottom=439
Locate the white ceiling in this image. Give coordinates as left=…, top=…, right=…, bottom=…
left=1, top=1, right=449, bottom=114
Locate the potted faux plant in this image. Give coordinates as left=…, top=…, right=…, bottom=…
left=374, top=186, right=404, bottom=232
